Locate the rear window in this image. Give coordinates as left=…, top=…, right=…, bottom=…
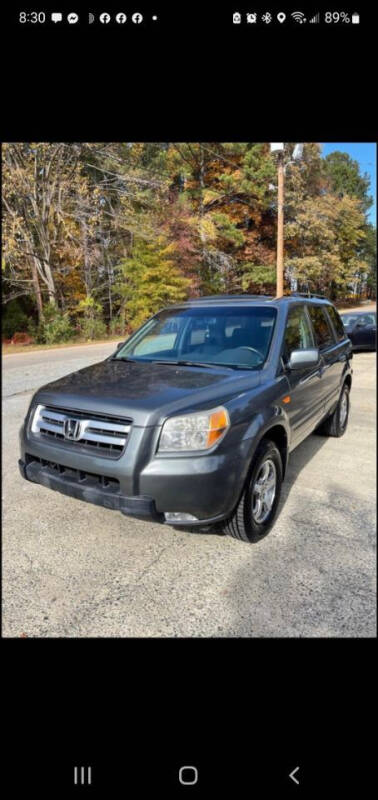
left=326, top=306, right=346, bottom=342
left=308, top=305, right=335, bottom=349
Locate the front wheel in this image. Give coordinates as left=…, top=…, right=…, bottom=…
left=221, top=439, right=283, bottom=543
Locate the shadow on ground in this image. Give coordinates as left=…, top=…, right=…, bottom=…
left=222, top=480, right=376, bottom=638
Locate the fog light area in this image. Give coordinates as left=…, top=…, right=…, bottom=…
left=164, top=512, right=198, bottom=523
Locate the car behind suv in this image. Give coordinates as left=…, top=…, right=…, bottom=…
left=19, top=294, right=353, bottom=543
left=340, top=311, right=376, bottom=351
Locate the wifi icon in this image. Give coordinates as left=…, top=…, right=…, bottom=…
left=291, top=11, right=307, bottom=23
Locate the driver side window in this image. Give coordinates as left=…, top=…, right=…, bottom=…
left=283, top=306, right=314, bottom=362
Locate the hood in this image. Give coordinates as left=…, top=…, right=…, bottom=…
left=35, top=358, right=263, bottom=426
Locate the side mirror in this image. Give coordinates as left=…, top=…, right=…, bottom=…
left=288, top=348, right=320, bottom=370
left=116, top=341, right=124, bottom=351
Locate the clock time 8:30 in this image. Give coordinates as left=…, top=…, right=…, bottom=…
left=19, top=11, right=46, bottom=23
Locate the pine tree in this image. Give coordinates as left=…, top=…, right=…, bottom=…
left=117, top=235, right=191, bottom=330
left=324, top=151, right=373, bottom=213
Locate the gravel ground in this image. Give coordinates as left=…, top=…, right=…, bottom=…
left=2, top=343, right=376, bottom=637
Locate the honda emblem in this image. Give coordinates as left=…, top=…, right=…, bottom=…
left=63, top=418, right=82, bottom=440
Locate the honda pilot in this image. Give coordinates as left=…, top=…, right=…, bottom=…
left=19, top=294, right=352, bottom=543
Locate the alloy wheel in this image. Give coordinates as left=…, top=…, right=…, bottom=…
left=252, top=458, right=277, bottom=524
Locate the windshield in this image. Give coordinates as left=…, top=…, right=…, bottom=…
left=341, top=313, right=376, bottom=326
left=114, top=306, right=277, bottom=369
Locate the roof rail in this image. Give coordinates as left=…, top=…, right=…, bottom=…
left=291, top=291, right=328, bottom=300
left=187, top=294, right=274, bottom=301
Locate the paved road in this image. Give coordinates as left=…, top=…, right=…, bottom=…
left=3, top=343, right=376, bottom=637
left=337, top=302, right=376, bottom=314
left=3, top=341, right=121, bottom=398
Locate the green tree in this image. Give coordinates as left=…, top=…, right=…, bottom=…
left=324, top=151, right=373, bottom=213
left=117, top=235, right=191, bottom=330
left=241, top=264, right=276, bottom=294
left=74, top=296, right=107, bottom=340
left=1, top=299, right=30, bottom=339
left=358, top=223, right=376, bottom=298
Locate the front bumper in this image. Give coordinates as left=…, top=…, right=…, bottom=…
left=19, top=458, right=165, bottom=522
left=19, top=414, right=253, bottom=525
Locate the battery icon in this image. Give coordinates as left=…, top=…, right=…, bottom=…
left=352, top=12, right=360, bottom=23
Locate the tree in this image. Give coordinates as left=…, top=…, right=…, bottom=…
left=358, top=223, right=376, bottom=298
left=2, top=143, right=85, bottom=315
left=116, top=235, right=191, bottom=330
left=2, top=142, right=374, bottom=341
left=165, top=142, right=277, bottom=293
left=241, top=264, right=276, bottom=294
left=163, top=194, right=202, bottom=294
left=284, top=194, right=368, bottom=298
left=324, top=151, right=373, bottom=213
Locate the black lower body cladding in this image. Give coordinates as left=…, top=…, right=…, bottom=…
left=18, top=441, right=248, bottom=524
left=19, top=458, right=164, bottom=522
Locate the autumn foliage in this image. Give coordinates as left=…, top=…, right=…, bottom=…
left=2, top=142, right=375, bottom=342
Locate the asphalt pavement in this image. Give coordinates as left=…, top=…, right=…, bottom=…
left=2, top=342, right=376, bottom=637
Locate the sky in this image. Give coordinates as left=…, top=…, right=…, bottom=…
left=321, top=142, right=376, bottom=225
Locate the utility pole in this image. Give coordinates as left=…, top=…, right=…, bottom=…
left=270, top=143, right=303, bottom=298
left=276, top=151, right=284, bottom=298
left=270, top=143, right=285, bottom=298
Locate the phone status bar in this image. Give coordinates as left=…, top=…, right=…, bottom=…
left=16, top=9, right=362, bottom=28
left=17, top=11, right=159, bottom=25
left=232, top=10, right=360, bottom=24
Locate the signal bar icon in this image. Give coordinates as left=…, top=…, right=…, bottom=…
left=74, top=766, right=92, bottom=785
left=309, top=13, right=320, bottom=23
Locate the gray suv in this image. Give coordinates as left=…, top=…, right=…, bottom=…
left=19, top=294, right=352, bottom=543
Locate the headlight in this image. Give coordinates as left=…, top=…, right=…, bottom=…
left=158, top=406, right=230, bottom=452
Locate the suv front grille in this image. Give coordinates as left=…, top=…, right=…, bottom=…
left=30, top=405, right=132, bottom=458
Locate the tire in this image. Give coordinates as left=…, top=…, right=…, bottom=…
left=318, top=384, right=350, bottom=437
left=221, top=438, right=283, bottom=543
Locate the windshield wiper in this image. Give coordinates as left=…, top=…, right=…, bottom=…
left=218, top=363, right=258, bottom=370
left=151, top=359, right=223, bottom=369
left=110, top=356, right=137, bottom=363
left=151, top=359, right=257, bottom=370
left=112, top=357, right=258, bottom=370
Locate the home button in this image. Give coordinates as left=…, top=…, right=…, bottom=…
left=179, top=766, right=198, bottom=785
